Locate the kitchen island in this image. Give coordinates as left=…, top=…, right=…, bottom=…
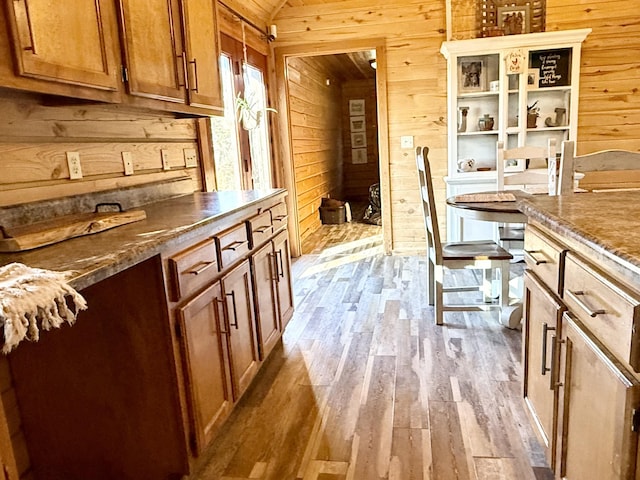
left=517, top=190, right=640, bottom=480
left=0, top=188, right=293, bottom=480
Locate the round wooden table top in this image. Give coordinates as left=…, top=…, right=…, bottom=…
left=446, top=190, right=532, bottom=223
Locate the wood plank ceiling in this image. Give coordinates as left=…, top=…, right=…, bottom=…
left=220, top=0, right=376, bottom=81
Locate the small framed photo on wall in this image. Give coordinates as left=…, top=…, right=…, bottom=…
left=352, top=148, right=367, bottom=164
left=349, top=99, right=365, bottom=116
left=351, top=132, right=367, bottom=148
left=349, top=115, right=366, bottom=132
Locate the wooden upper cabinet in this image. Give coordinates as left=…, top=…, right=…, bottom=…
left=180, top=0, right=223, bottom=112
left=4, top=0, right=119, bottom=91
left=118, top=0, right=185, bottom=103
left=118, top=0, right=223, bottom=113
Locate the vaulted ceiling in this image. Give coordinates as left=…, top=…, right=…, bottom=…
left=220, top=0, right=376, bottom=81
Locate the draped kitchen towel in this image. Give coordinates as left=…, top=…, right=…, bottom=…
left=0, top=263, right=87, bottom=353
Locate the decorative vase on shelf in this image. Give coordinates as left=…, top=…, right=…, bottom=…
left=457, top=106, right=469, bottom=133
left=478, top=114, right=494, bottom=131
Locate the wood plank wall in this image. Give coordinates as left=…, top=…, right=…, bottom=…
left=342, top=80, right=380, bottom=202
left=286, top=56, right=343, bottom=241
left=275, top=1, right=448, bottom=253
left=0, top=90, right=202, bottom=208
left=274, top=0, right=639, bottom=252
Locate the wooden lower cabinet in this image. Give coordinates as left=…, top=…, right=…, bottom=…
left=522, top=270, right=565, bottom=470
left=252, top=241, right=280, bottom=359
left=177, top=281, right=233, bottom=456
left=221, top=259, right=260, bottom=400
left=556, top=313, right=640, bottom=479
left=274, top=230, right=294, bottom=330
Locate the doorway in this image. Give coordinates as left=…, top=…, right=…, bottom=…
left=274, top=40, right=391, bottom=258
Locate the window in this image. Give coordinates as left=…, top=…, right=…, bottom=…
left=210, top=33, right=273, bottom=191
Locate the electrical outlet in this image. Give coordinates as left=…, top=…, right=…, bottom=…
left=183, top=148, right=197, bottom=168
left=400, top=135, right=414, bottom=149
left=161, top=149, right=171, bottom=170
left=66, top=152, right=83, bottom=179
left=122, top=152, right=134, bottom=175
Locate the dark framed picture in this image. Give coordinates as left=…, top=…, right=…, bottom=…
left=458, top=58, right=486, bottom=93
left=529, top=48, right=572, bottom=87
left=497, top=5, right=531, bottom=35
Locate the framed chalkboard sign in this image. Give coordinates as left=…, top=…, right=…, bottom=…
left=529, top=48, right=572, bottom=88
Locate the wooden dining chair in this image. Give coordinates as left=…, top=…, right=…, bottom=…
left=416, top=146, right=515, bottom=327
left=496, top=138, right=557, bottom=193
left=558, top=141, right=640, bottom=194
left=495, top=139, right=556, bottom=255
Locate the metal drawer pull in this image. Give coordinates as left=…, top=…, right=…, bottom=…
left=184, top=261, right=214, bottom=275
left=276, top=250, right=285, bottom=279
left=226, top=291, right=239, bottom=329
left=254, top=225, right=271, bottom=233
left=224, top=240, right=246, bottom=251
left=273, top=214, right=287, bottom=221
left=214, top=298, right=228, bottom=334
left=565, top=290, right=606, bottom=317
left=541, top=322, right=556, bottom=376
left=524, top=249, right=547, bottom=265
left=188, top=58, right=198, bottom=92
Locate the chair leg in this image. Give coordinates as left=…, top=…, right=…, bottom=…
left=434, top=264, right=444, bottom=325
left=499, top=260, right=522, bottom=329
left=482, top=268, right=493, bottom=303
left=427, top=258, right=435, bottom=306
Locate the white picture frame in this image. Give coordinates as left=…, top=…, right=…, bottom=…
left=349, top=99, right=365, bottom=116
left=352, top=148, right=368, bottom=164
left=349, top=115, right=366, bottom=132
left=351, top=132, right=367, bottom=148
left=504, top=158, right=526, bottom=172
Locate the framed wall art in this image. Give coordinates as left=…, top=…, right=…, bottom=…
left=352, top=148, right=367, bottom=164
left=478, top=0, right=545, bottom=38
left=458, top=58, right=486, bottom=92
left=349, top=115, right=366, bottom=132
left=349, top=99, right=365, bottom=116
left=351, top=132, right=367, bottom=148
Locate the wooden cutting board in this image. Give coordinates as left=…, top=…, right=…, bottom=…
left=0, top=209, right=146, bottom=252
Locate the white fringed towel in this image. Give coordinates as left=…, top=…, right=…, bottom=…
left=0, top=263, right=87, bottom=353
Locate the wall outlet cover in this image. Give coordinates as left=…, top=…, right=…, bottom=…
left=183, top=148, right=197, bottom=168
left=161, top=149, right=171, bottom=170
left=122, top=152, right=134, bottom=175
left=66, top=152, right=83, bottom=180
left=400, top=136, right=414, bottom=149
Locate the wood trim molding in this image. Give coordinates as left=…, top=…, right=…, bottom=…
left=196, top=118, right=216, bottom=192
left=274, top=38, right=392, bottom=256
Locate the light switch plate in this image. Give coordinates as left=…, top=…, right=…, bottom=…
left=66, top=152, right=82, bottom=179
left=122, top=152, right=134, bottom=175
left=161, top=149, right=171, bottom=170
left=400, top=135, right=414, bottom=149
left=183, top=148, right=197, bottom=168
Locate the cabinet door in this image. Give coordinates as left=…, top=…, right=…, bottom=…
left=221, top=260, right=260, bottom=400
left=6, top=0, right=119, bottom=90
left=178, top=281, right=233, bottom=455
left=522, top=270, right=565, bottom=470
left=180, top=0, right=223, bottom=111
left=118, top=0, right=185, bottom=102
left=251, top=242, right=280, bottom=359
left=273, top=230, right=294, bottom=330
left=557, top=313, right=640, bottom=480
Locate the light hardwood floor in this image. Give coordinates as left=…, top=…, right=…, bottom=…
left=194, top=219, right=553, bottom=480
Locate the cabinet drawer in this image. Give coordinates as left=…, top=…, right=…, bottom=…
left=247, top=211, right=273, bottom=248
left=563, top=253, right=640, bottom=372
left=216, top=224, right=250, bottom=269
left=168, top=238, right=218, bottom=301
left=524, top=224, right=566, bottom=293
left=270, top=202, right=288, bottom=232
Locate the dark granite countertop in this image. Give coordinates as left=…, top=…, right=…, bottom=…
left=518, top=191, right=640, bottom=281
left=0, top=189, right=286, bottom=291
